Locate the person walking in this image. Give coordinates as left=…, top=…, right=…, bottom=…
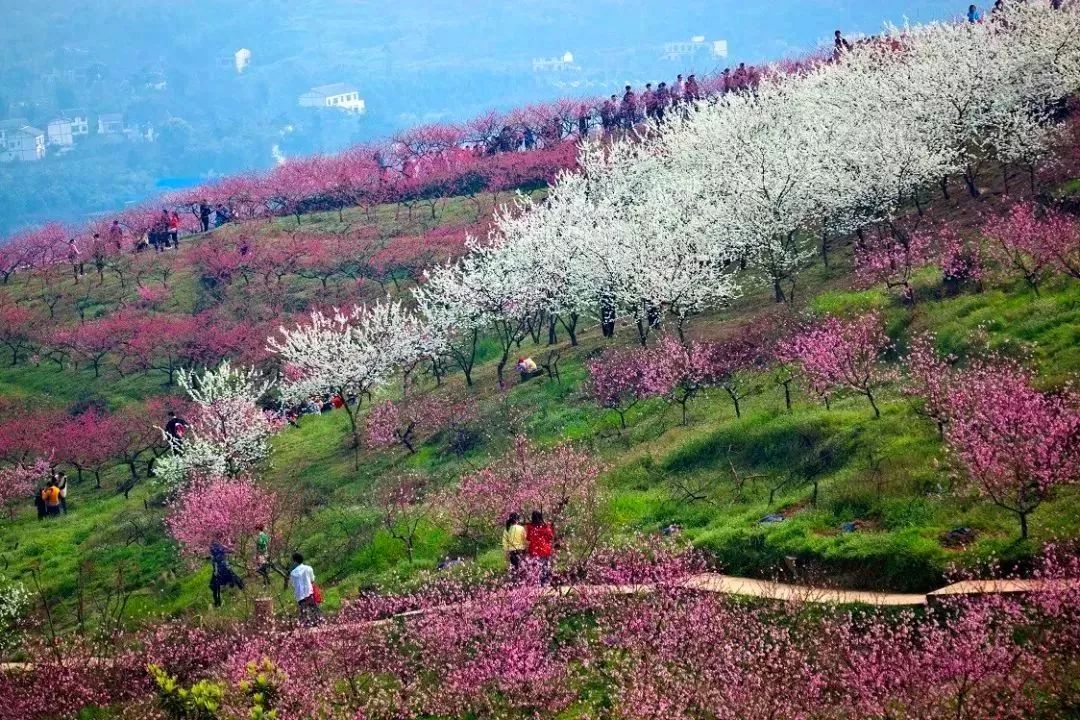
left=620, top=85, right=638, bottom=129
left=199, top=201, right=212, bottom=232
left=67, top=238, right=84, bottom=282
left=968, top=4, right=981, bottom=22
left=91, top=233, right=106, bottom=284
left=168, top=211, right=181, bottom=249
left=672, top=74, right=684, bottom=104
left=655, top=82, right=670, bottom=123
left=287, top=552, right=321, bottom=625
left=834, top=30, right=852, bottom=54
left=525, top=510, right=555, bottom=586
left=209, top=539, right=244, bottom=608
left=502, top=513, right=527, bottom=577
left=642, top=83, right=657, bottom=121
left=54, top=470, right=69, bottom=514
left=107, top=219, right=123, bottom=250
left=164, top=410, right=188, bottom=449
left=684, top=75, right=700, bottom=103
left=40, top=481, right=62, bottom=518
left=255, top=525, right=272, bottom=584
left=600, top=95, right=618, bottom=136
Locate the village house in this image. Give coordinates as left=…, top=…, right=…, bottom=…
left=97, top=112, right=125, bottom=135
left=298, top=83, right=365, bottom=113
left=47, top=117, right=75, bottom=146
left=0, top=119, right=46, bottom=162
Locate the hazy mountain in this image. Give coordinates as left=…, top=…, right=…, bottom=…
left=0, top=0, right=962, bottom=232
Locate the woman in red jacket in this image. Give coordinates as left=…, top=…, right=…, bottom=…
left=525, top=510, right=555, bottom=586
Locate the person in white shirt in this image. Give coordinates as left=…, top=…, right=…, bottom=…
left=287, top=552, right=320, bottom=624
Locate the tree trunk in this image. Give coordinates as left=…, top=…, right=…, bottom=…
left=1019, top=511, right=1029, bottom=540
left=773, top=279, right=785, bottom=304
left=559, top=313, right=579, bottom=347
left=866, top=389, right=881, bottom=418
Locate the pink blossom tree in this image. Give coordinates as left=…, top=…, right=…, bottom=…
left=855, top=228, right=935, bottom=302
left=780, top=313, right=893, bottom=417
left=450, top=436, right=602, bottom=557
left=944, top=359, right=1080, bottom=539
left=0, top=457, right=50, bottom=520
left=982, top=202, right=1055, bottom=295
left=365, top=394, right=476, bottom=455
left=584, top=346, right=657, bottom=429
left=165, top=474, right=276, bottom=559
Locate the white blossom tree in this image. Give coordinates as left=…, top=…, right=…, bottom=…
left=268, top=299, right=426, bottom=464
left=155, top=361, right=276, bottom=488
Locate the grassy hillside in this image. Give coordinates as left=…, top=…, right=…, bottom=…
left=1, top=164, right=1079, bottom=633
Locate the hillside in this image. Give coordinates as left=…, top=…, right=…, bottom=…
left=1, top=5, right=1079, bottom=720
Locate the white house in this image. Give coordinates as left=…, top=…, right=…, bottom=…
left=662, top=36, right=728, bottom=62
left=62, top=109, right=90, bottom=137
left=533, top=51, right=580, bottom=73
left=0, top=120, right=46, bottom=162
left=47, top=117, right=74, bottom=146
left=98, top=112, right=124, bottom=135
left=298, top=83, right=365, bottom=113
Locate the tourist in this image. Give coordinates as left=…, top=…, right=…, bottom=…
left=655, top=82, right=670, bottom=122
left=199, top=201, right=212, bottom=232
left=600, top=95, right=618, bottom=135
left=684, top=74, right=700, bottom=103
left=577, top=104, right=590, bottom=138
left=287, top=552, right=321, bottom=625
left=672, top=74, right=684, bottom=104
left=968, top=4, right=981, bottom=22
left=502, top=512, right=527, bottom=576
left=209, top=539, right=244, bottom=608
left=107, top=219, right=123, bottom=250
left=40, top=480, right=62, bottom=518
left=91, top=233, right=106, bottom=282
left=214, top=204, right=230, bottom=227
left=620, top=85, right=638, bottom=128
left=54, top=470, right=69, bottom=514
left=255, top=525, right=272, bottom=584
left=835, top=30, right=852, bottom=53
left=67, top=238, right=84, bottom=281
left=168, top=210, right=181, bottom=248
left=643, top=83, right=657, bottom=121
left=517, top=356, right=538, bottom=382
left=525, top=510, right=555, bottom=585
left=164, top=410, right=188, bottom=449
left=34, top=483, right=47, bottom=520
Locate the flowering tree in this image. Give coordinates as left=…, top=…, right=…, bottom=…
left=0, top=302, right=39, bottom=366
left=50, top=314, right=134, bottom=377
left=936, top=225, right=985, bottom=295
left=0, top=457, right=50, bottom=520
left=365, top=394, right=476, bottom=455
left=450, top=435, right=602, bottom=556
left=982, top=203, right=1057, bottom=295
left=0, top=574, right=30, bottom=656
left=584, top=346, right=657, bottom=429
left=155, top=362, right=276, bottom=489
left=375, top=472, right=436, bottom=562
left=944, top=359, right=1080, bottom=539
left=269, top=300, right=429, bottom=464
left=780, top=313, right=892, bottom=417
left=903, top=333, right=956, bottom=437
left=854, top=228, right=935, bottom=302
left=165, top=474, right=276, bottom=559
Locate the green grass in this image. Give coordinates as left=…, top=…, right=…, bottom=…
left=3, top=179, right=1080, bottom=632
